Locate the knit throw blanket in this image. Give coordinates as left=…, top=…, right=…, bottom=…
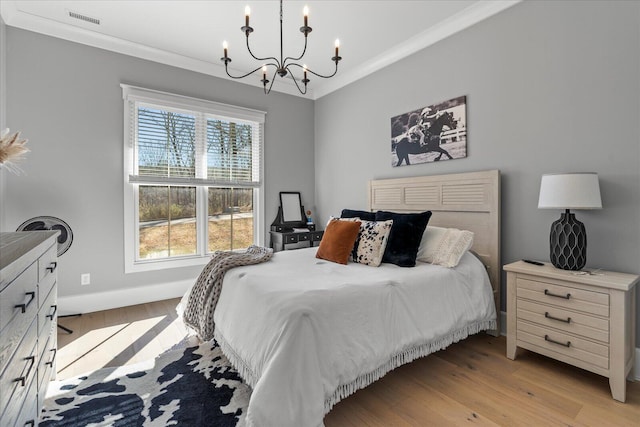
left=183, top=245, right=273, bottom=341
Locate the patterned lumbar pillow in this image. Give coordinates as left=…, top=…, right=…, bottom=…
left=351, top=219, right=393, bottom=267
left=417, top=226, right=474, bottom=268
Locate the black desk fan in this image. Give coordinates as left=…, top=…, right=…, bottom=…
left=17, top=216, right=76, bottom=333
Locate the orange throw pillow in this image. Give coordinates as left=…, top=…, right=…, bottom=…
left=316, top=219, right=361, bottom=265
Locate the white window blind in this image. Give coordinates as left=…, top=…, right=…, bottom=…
left=123, top=84, right=265, bottom=187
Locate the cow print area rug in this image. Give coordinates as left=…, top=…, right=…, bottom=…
left=40, top=336, right=251, bottom=426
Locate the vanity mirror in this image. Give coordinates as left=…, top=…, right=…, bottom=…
left=279, top=192, right=305, bottom=225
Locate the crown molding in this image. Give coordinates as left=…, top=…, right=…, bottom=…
left=0, top=1, right=311, bottom=98
left=1, top=1, right=520, bottom=100
left=313, top=0, right=521, bottom=99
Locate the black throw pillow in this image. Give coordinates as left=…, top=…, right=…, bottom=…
left=340, top=209, right=376, bottom=221
left=375, top=210, right=432, bottom=267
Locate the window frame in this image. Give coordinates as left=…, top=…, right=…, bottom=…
left=122, top=84, right=266, bottom=273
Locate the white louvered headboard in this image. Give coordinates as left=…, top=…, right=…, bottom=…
left=369, top=169, right=501, bottom=336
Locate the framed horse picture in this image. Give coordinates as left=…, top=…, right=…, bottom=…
left=391, top=95, right=467, bottom=167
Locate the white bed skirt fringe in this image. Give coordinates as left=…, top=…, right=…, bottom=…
left=323, top=319, right=496, bottom=413
left=214, top=319, right=496, bottom=417
left=215, top=329, right=260, bottom=389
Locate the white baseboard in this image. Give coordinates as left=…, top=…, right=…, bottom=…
left=500, top=311, right=640, bottom=381
left=57, top=279, right=192, bottom=316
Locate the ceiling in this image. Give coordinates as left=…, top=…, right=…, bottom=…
left=1, top=1, right=520, bottom=99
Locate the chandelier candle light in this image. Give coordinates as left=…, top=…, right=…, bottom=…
left=221, top=0, right=342, bottom=94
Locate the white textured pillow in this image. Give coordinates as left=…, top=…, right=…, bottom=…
left=352, top=219, right=393, bottom=267
left=417, top=226, right=474, bottom=267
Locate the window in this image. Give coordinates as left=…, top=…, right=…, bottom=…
left=122, top=85, right=265, bottom=272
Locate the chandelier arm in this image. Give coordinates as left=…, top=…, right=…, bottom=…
left=225, top=63, right=270, bottom=80
left=284, top=65, right=307, bottom=95
left=283, top=36, right=309, bottom=66
left=305, top=61, right=340, bottom=79
left=244, top=36, right=281, bottom=66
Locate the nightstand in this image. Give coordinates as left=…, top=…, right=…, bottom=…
left=270, top=229, right=323, bottom=252
left=504, top=261, right=638, bottom=402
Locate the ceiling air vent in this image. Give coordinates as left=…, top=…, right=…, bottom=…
left=68, top=11, right=100, bottom=25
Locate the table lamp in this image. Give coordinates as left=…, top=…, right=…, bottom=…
left=538, top=173, right=602, bottom=270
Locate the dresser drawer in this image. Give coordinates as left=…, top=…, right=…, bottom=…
left=516, top=299, right=609, bottom=343
left=38, top=271, right=56, bottom=310
left=0, top=264, right=37, bottom=334
left=1, top=369, right=37, bottom=427
left=37, top=283, right=57, bottom=358
left=284, top=234, right=298, bottom=244
left=0, top=266, right=38, bottom=375
left=297, top=233, right=310, bottom=242
left=517, top=277, right=609, bottom=317
left=518, top=320, right=609, bottom=370
left=38, top=335, right=57, bottom=396
left=311, top=231, right=324, bottom=242
left=37, top=245, right=57, bottom=283
left=0, top=321, right=38, bottom=416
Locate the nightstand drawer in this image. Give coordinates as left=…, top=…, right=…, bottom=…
left=311, top=231, right=324, bottom=242
left=517, top=321, right=609, bottom=370
left=516, top=299, right=609, bottom=343
left=517, top=277, right=609, bottom=317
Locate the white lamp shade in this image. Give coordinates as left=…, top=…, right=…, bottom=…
left=538, top=173, right=602, bottom=210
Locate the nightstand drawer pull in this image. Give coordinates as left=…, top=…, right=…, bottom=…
left=544, top=289, right=571, bottom=299
left=25, top=420, right=35, bottom=427
left=544, top=334, right=571, bottom=348
left=46, top=261, right=58, bottom=273
left=544, top=312, right=571, bottom=323
left=15, top=291, right=36, bottom=314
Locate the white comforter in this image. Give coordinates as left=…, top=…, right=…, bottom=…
left=206, top=247, right=496, bottom=427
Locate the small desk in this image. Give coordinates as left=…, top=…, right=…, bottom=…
left=270, top=229, right=323, bottom=252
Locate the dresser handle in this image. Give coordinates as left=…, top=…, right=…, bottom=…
left=46, top=348, right=57, bottom=367
left=14, top=355, right=36, bottom=387
left=46, top=261, right=58, bottom=272
left=544, top=289, right=571, bottom=299
left=544, top=334, right=571, bottom=348
left=544, top=312, right=571, bottom=324
left=46, top=304, right=58, bottom=320
left=15, top=291, right=36, bottom=314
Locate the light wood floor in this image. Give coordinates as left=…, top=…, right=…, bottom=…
left=55, top=299, right=640, bottom=426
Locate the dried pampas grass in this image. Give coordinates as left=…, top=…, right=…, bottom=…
left=0, top=128, right=29, bottom=174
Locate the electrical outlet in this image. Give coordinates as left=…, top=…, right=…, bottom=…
left=81, top=273, right=91, bottom=285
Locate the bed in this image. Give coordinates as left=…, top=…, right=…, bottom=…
left=189, top=169, right=500, bottom=427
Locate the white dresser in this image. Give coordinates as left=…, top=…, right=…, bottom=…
left=0, top=231, right=59, bottom=427
left=504, top=260, right=638, bottom=402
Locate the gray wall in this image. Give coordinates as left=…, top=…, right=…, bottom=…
left=315, top=1, right=640, bottom=338
left=3, top=28, right=314, bottom=307
left=1, top=17, right=7, bottom=231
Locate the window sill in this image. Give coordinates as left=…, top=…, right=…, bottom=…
left=125, top=255, right=210, bottom=274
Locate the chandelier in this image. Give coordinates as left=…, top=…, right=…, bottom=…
left=220, top=0, right=342, bottom=95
